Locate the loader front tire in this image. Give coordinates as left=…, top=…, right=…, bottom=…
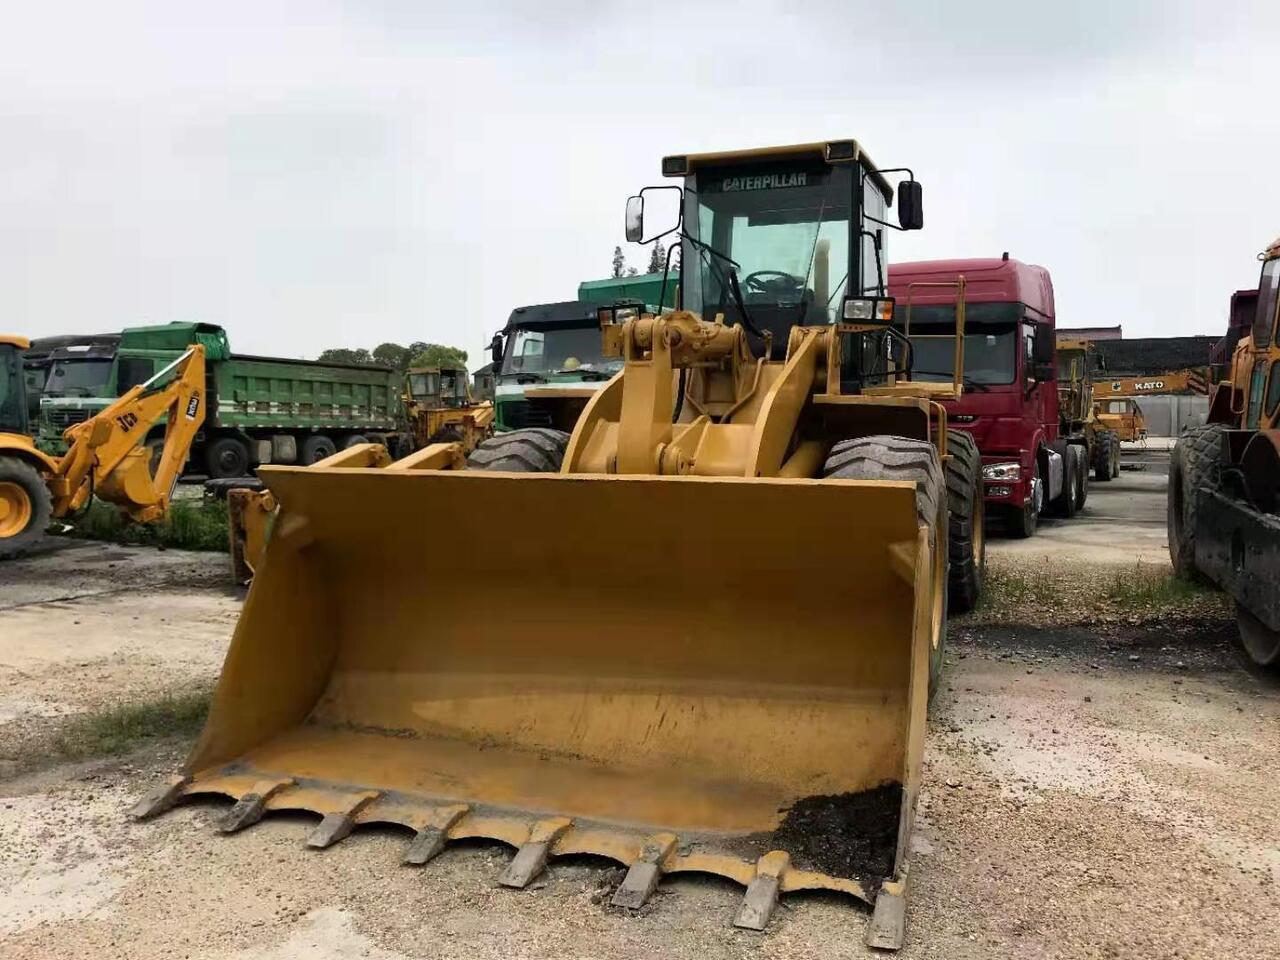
left=823, top=436, right=949, bottom=697
left=1168, top=424, right=1225, bottom=581
left=0, top=456, right=52, bottom=559
left=467, top=427, right=571, bottom=473
left=944, top=430, right=985, bottom=614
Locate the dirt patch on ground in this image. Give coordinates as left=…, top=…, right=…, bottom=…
left=771, top=784, right=902, bottom=884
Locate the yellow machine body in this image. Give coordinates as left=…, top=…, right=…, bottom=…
left=135, top=140, right=964, bottom=947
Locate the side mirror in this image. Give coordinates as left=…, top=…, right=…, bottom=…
left=897, top=180, right=924, bottom=231
left=1032, top=323, right=1054, bottom=365
left=625, top=185, right=682, bottom=245
left=625, top=196, right=644, bottom=244
left=489, top=333, right=504, bottom=366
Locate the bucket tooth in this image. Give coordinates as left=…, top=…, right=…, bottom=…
left=498, top=817, right=571, bottom=889
left=402, top=804, right=470, bottom=866
left=865, top=875, right=908, bottom=951
left=128, top=775, right=190, bottom=821
left=219, top=778, right=294, bottom=834
left=611, top=832, right=677, bottom=910
left=306, top=791, right=380, bottom=849
left=733, top=851, right=791, bottom=931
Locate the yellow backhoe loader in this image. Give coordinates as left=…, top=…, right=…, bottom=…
left=131, top=140, right=982, bottom=949
left=0, top=337, right=206, bottom=557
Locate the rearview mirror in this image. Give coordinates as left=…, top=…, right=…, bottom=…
left=489, top=333, right=504, bottom=366
left=897, top=180, right=924, bottom=231
left=624, top=185, right=682, bottom=245
left=1032, top=322, right=1054, bottom=365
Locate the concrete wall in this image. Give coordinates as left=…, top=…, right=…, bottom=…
left=1131, top=395, right=1209, bottom=437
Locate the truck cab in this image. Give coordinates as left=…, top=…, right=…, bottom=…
left=488, top=300, right=625, bottom=431
left=888, top=257, right=1062, bottom=535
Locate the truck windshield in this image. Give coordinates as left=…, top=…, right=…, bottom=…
left=43, top=358, right=113, bottom=398
left=0, top=344, right=27, bottom=434
left=689, top=163, right=850, bottom=326
left=894, top=303, right=1022, bottom=386
left=501, top=324, right=618, bottom=377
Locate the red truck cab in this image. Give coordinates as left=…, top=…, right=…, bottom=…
left=888, top=256, right=1062, bottom=536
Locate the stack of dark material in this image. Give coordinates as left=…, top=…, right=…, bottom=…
left=1093, top=337, right=1217, bottom=377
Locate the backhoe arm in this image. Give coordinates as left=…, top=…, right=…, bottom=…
left=49, top=345, right=207, bottom=522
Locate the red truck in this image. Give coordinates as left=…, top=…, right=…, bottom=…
left=888, top=256, right=1088, bottom=537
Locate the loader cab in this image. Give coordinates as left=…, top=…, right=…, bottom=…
left=0, top=337, right=30, bottom=436
left=407, top=365, right=470, bottom=410
left=635, top=141, right=917, bottom=380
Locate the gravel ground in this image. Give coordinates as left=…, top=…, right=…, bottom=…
left=2, top=459, right=1278, bottom=959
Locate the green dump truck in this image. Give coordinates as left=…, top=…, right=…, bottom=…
left=37, top=322, right=406, bottom=478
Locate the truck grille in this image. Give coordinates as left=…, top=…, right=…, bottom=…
left=45, top=409, right=91, bottom=429
left=502, top=400, right=553, bottom=429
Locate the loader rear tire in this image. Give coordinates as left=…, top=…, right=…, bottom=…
left=823, top=436, right=949, bottom=697
left=1168, top=424, right=1225, bottom=581
left=0, top=457, right=52, bottom=560
left=467, top=427, right=570, bottom=473
left=944, top=430, right=985, bottom=614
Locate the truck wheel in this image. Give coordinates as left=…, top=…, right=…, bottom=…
left=1075, top=446, right=1089, bottom=508
left=823, top=436, right=948, bottom=699
left=205, top=436, right=251, bottom=480
left=0, top=457, right=53, bottom=559
left=1006, top=459, right=1040, bottom=539
left=1237, top=603, right=1280, bottom=669
left=467, top=428, right=570, bottom=472
left=1049, top=443, right=1078, bottom=518
left=342, top=434, right=370, bottom=449
left=1168, top=424, right=1225, bottom=580
left=300, top=435, right=336, bottom=465
left=944, top=430, right=985, bottom=613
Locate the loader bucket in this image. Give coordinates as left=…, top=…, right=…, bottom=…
left=135, top=466, right=936, bottom=940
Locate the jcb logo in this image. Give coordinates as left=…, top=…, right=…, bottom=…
left=185, top=393, right=201, bottom=420
left=115, top=412, right=139, bottom=432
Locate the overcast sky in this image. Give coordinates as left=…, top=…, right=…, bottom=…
left=1, top=1, right=1275, bottom=361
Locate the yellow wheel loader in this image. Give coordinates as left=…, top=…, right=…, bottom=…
left=0, top=336, right=206, bottom=557
left=131, top=141, right=980, bottom=950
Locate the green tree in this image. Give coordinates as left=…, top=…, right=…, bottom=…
left=646, top=239, right=666, bottom=275
left=371, top=342, right=411, bottom=371
left=317, top=347, right=375, bottom=365
left=409, top=343, right=469, bottom=370
left=612, top=246, right=626, bottom=278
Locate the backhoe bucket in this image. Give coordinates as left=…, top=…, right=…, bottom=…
left=134, top=465, right=936, bottom=943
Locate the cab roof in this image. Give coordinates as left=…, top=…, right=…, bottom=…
left=662, top=139, right=894, bottom=201
left=888, top=257, right=1055, bottom=321
left=504, top=300, right=602, bottom=331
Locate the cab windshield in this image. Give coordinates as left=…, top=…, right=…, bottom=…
left=43, top=358, right=113, bottom=398
left=687, top=162, right=851, bottom=328
left=500, top=323, right=619, bottom=378
left=895, top=303, right=1021, bottom=386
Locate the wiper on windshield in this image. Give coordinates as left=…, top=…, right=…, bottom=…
left=682, top=230, right=768, bottom=344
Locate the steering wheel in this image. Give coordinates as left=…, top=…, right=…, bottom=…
left=741, top=270, right=807, bottom=300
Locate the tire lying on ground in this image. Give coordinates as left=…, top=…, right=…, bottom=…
left=0, top=457, right=53, bottom=560
left=822, top=435, right=949, bottom=697
left=943, top=429, right=985, bottom=613
left=1167, top=424, right=1225, bottom=581
left=466, top=427, right=571, bottom=472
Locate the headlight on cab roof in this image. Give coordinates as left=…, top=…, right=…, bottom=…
left=982, top=461, right=1021, bottom=481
